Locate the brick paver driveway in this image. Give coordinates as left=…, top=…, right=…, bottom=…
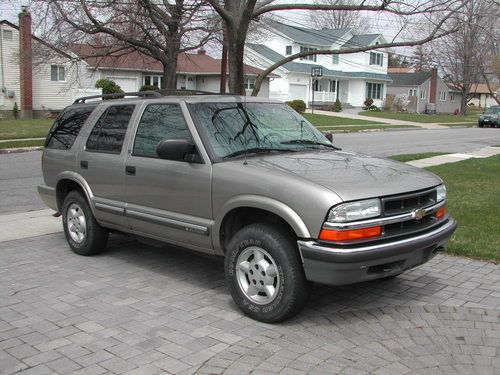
left=1, top=233, right=499, bottom=375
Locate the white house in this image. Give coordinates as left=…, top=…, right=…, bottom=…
left=245, top=21, right=392, bottom=108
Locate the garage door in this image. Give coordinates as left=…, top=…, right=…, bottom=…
left=106, top=77, right=138, bottom=92
left=289, top=84, right=308, bottom=102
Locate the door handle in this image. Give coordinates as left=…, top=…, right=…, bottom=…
left=125, top=165, right=136, bottom=176
left=80, top=160, right=88, bottom=169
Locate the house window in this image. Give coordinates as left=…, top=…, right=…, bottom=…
left=329, top=80, right=336, bottom=92
left=438, top=91, right=447, bottom=101
left=366, top=82, right=383, bottom=100
left=285, top=46, right=292, bottom=55
left=420, top=90, right=426, bottom=100
left=450, top=93, right=456, bottom=102
left=2, top=29, right=13, bottom=41
left=332, top=54, right=340, bottom=65
left=369, top=52, right=383, bottom=66
left=409, top=88, right=417, bottom=97
left=144, top=75, right=162, bottom=88
left=244, top=78, right=255, bottom=90
left=300, top=46, right=317, bottom=61
left=51, top=65, right=65, bottom=82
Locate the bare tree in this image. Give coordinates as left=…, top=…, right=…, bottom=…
left=308, top=0, right=371, bottom=34
left=208, top=0, right=467, bottom=95
left=35, top=0, right=218, bottom=90
left=430, top=0, right=499, bottom=113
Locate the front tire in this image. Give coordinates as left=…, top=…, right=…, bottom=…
left=62, top=190, right=108, bottom=256
left=225, top=224, right=309, bottom=323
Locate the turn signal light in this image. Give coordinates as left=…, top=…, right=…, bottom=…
left=319, top=226, right=382, bottom=242
left=435, top=207, right=446, bottom=219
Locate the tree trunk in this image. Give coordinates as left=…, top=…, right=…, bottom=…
left=460, top=89, right=469, bottom=115
left=226, top=27, right=247, bottom=95
left=162, top=59, right=178, bottom=91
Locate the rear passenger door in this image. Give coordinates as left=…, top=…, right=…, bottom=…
left=124, top=102, right=213, bottom=253
left=77, top=104, right=137, bottom=229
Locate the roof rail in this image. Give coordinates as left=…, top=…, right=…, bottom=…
left=73, top=91, right=162, bottom=104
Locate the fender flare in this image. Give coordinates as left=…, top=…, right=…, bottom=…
left=56, top=171, right=96, bottom=214
left=212, top=194, right=311, bottom=254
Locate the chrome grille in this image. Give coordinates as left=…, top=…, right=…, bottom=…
left=381, top=188, right=437, bottom=216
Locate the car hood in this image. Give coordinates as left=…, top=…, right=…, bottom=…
left=232, top=150, right=442, bottom=201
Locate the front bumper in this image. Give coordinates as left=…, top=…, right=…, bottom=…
left=297, top=217, right=457, bottom=286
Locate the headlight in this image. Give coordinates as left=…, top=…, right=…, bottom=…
left=327, top=198, right=381, bottom=223
left=436, top=185, right=446, bottom=202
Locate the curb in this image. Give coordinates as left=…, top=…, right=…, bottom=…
left=0, top=146, right=43, bottom=155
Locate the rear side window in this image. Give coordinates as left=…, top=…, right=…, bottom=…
left=86, top=105, right=135, bottom=154
left=45, top=105, right=96, bottom=149
left=133, top=104, right=192, bottom=158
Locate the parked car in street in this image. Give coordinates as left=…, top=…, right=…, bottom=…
left=478, top=105, right=500, bottom=128
left=39, top=91, right=457, bottom=322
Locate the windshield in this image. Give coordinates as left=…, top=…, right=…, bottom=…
left=188, top=102, right=333, bottom=160
left=485, top=106, right=500, bottom=114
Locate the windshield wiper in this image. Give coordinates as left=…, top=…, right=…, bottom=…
left=281, top=139, right=335, bottom=148
left=222, top=147, right=296, bottom=159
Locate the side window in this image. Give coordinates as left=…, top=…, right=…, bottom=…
left=133, top=104, right=192, bottom=158
left=45, top=105, right=96, bottom=150
left=86, top=105, right=135, bottom=153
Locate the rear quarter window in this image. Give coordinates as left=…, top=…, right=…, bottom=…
left=45, top=105, right=97, bottom=150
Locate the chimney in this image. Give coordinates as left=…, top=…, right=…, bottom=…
left=19, top=6, right=33, bottom=117
left=429, top=68, right=438, bottom=104
left=197, top=49, right=206, bottom=55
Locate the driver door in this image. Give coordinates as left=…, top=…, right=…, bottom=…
left=124, top=102, right=213, bottom=253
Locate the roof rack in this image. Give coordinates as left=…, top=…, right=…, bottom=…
left=73, top=89, right=240, bottom=104
left=73, top=91, right=162, bottom=104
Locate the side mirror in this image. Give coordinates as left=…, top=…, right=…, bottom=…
left=156, top=139, right=198, bottom=162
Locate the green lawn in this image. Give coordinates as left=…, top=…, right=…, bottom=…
left=427, top=156, right=500, bottom=262
left=0, top=118, right=53, bottom=140
left=303, top=113, right=387, bottom=126
left=359, top=110, right=481, bottom=124
left=390, top=152, right=448, bottom=162
left=0, top=139, right=45, bottom=149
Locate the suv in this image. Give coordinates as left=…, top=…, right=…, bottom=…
left=39, top=92, right=457, bottom=322
left=478, top=105, right=500, bottom=128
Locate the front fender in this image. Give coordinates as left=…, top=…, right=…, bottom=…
left=212, top=194, right=311, bottom=254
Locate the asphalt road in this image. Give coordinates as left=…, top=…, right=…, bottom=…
left=334, top=127, right=500, bottom=157
left=1, top=128, right=499, bottom=214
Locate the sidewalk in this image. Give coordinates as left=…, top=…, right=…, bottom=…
left=407, top=146, right=500, bottom=167
left=309, top=109, right=450, bottom=130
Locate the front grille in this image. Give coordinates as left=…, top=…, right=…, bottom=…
left=382, top=188, right=437, bottom=216
left=379, top=187, right=441, bottom=241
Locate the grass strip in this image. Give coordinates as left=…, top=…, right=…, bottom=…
left=427, top=155, right=500, bottom=262
left=303, top=113, right=387, bottom=126
left=359, top=110, right=481, bottom=123
left=0, top=119, right=53, bottom=140
left=316, top=125, right=417, bottom=132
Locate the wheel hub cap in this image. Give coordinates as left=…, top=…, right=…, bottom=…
left=236, top=246, right=280, bottom=305
left=67, top=203, right=86, bottom=244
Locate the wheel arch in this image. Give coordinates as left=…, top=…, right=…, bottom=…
left=213, top=195, right=311, bottom=255
left=55, top=172, right=95, bottom=214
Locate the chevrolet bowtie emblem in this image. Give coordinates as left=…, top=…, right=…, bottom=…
left=412, top=208, right=426, bottom=221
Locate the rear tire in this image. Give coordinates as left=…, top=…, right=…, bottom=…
left=225, top=224, right=310, bottom=323
left=62, top=190, right=108, bottom=256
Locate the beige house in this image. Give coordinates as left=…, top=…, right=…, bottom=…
left=0, top=12, right=97, bottom=118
